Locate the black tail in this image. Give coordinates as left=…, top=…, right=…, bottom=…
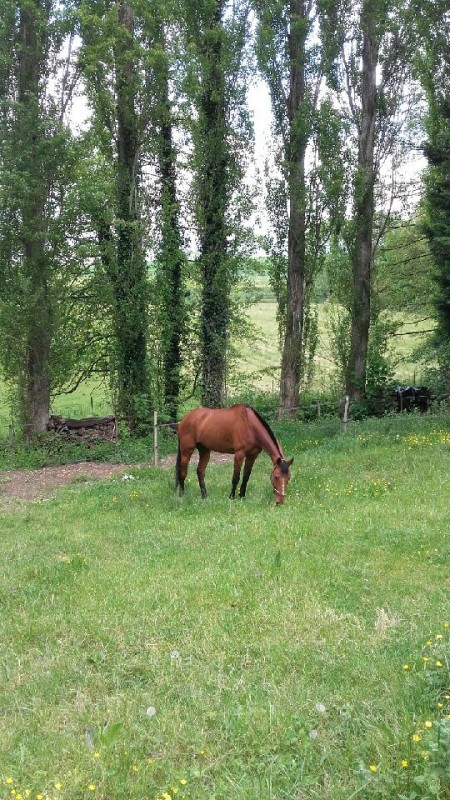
left=175, top=439, right=181, bottom=490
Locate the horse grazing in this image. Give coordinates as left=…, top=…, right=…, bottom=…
left=175, top=404, right=293, bottom=504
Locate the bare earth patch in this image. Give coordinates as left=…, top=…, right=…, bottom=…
left=0, top=452, right=234, bottom=503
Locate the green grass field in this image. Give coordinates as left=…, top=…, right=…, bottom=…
left=238, top=301, right=432, bottom=392
left=1, top=412, right=449, bottom=799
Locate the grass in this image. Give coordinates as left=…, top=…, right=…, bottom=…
left=1, top=411, right=449, bottom=799
left=237, top=299, right=430, bottom=392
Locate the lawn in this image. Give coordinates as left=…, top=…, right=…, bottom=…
left=1, top=412, right=449, bottom=800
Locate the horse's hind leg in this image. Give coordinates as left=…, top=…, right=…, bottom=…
left=196, top=445, right=211, bottom=499
left=230, top=452, right=245, bottom=499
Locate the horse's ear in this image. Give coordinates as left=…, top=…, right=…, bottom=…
left=287, top=457, right=294, bottom=466
left=276, top=457, right=282, bottom=465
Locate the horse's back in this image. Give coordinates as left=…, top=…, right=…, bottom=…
left=178, top=404, right=250, bottom=454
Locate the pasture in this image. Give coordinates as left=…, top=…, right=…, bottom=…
left=1, top=412, right=449, bottom=799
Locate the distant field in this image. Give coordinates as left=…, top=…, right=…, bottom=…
left=239, top=300, right=430, bottom=391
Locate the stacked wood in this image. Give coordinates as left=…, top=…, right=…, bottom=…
left=47, top=415, right=117, bottom=443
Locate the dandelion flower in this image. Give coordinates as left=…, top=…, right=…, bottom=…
left=5, top=780, right=13, bottom=786
left=403, top=664, right=410, bottom=670
left=179, top=779, right=188, bottom=785
left=423, top=656, right=430, bottom=662
left=435, top=661, right=443, bottom=667
left=412, top=734, right=422, bottom=742
left=424, top=721, right=433, bottom=728
left=131, top=765, right=139, bottom=773
left=54, top=784, right=62, bottom=791
left=88, top=785, right=96, bottom=792
left=401, top=759, right=408, bottom=768
left=93, top=752, right=100, bottom=759
left=368, top=764, right=378, bottom=773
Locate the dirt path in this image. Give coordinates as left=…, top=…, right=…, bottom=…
left=0, top=452, right=234, bottom=503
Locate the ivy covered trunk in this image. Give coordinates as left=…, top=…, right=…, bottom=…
left=197, top=0, right=229, bottom=408
left=346, top=0, right=378, bottom=404
left=156, top=27, right=185, bottom=422
left=114, top=1, right=148, bottom=432
left=279, top=0, right=308, bottom=419
left=17, top=0, right=52, bottom=438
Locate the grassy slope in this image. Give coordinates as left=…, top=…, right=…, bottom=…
left=238, top=301, right=432, bottom=391
left=1, top=413, right=449, bottom=800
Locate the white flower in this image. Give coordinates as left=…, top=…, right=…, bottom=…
left=146, top=706, right=157, bottom=717
left=315, top=702, right=326, bottom=714
left=122, top=474, right=135, bottom=481
left=309, top=729, right=319, bottom=739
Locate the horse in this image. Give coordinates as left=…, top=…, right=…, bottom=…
left=175, top=404, right=293, bottom=504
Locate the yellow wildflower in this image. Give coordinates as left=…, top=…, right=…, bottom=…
left=403, top=664, right=410, bottom=670
left=179, top=779, right=188, bottom=785
left=5, top=780, right=13, bottom=786
left=436, top=660, right=444, bottom=667
left=424, top=721, right=433, bottom=728
left=368, top=764, right=378, bottom=773
left=88, top=785, right=96, bottom=792
left=54, top=784, right=62, bottom=791
left=412, top=734, right=422, bottom=742
left=401, top=759, right=408, bottom=768
left=93, top=752, right=100, bottom=759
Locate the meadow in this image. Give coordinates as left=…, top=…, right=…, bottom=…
left=1, top=411, right=449, bottom=800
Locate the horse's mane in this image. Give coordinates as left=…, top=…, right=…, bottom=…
left=245, top=404, right=284, bottom=461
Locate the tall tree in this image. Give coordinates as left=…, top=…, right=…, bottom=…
left=255, top=0, right=335, bottom=417
left=0, top=0, right=74, bottom=437
left=183, top=0, right=250, bottom=407
left=78, top=0, right=149, bottom=432
left=345, top=0, right=378, bottom=402
left=149, top=17, right=186, bottom=421
left=320, top=0, right=417, bottom=403
left=416, top=1, right=450, bottom=350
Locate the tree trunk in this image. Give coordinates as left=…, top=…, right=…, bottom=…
left=279, top=0, right=307, bottom=418
left=114, top=1, right=148, bottom=432
left=17, top=0, right=52, bottom=439
left=156, top=27, right=185, bottom=422
left=346, top=0, right=378, bottom=403
left=198, top=1, right=229, bottom=408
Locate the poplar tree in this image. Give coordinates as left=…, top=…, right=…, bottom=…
left=0, top=0, right=75, bottom=437
left=78, top=0, right=149, bottom=432
left=183, top=0, right=250, bottom=407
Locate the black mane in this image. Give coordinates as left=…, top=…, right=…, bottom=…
left=245, top=404, right=283, bottom=459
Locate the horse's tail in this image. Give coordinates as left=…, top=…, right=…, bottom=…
left=175, top=438, right=182, bottom=490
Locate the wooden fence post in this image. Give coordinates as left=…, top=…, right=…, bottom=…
left=153, top=410, right=159, bottom=467
left=342, top=395, right=350, bottom=434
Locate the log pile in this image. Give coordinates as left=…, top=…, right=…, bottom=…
left=47, top=415, right=117, bottom=444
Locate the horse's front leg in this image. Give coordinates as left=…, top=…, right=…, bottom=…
left=239, top=452, right=259, bottom=499
left=196, top=445, right=211, bottom=499
left=230, top=452, right=245, bottom=499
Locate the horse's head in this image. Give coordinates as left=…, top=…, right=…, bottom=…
left=271, top=457, right=293, bottom=505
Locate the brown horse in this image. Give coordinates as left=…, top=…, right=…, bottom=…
left=175, top=404, right=293, bottom=504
